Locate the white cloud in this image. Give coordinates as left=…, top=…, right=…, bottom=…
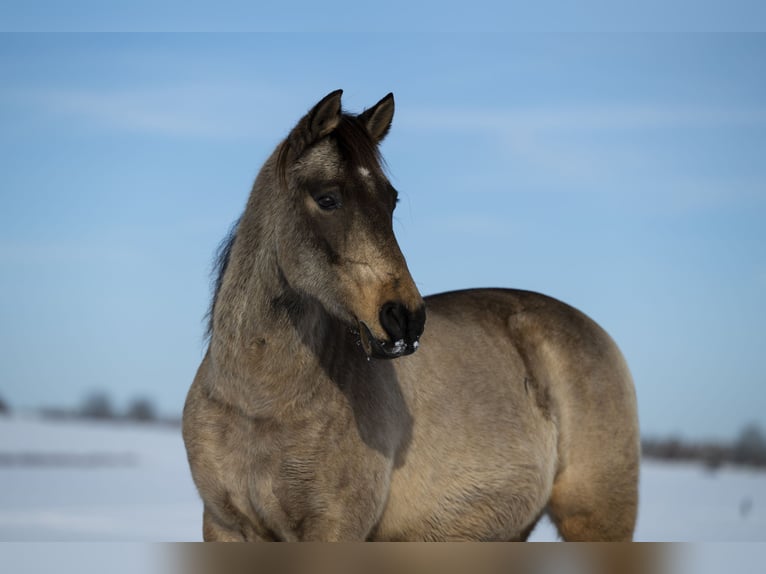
left=398, top=104, right=766, bottom=134
left=0, top=239, right=138, bottom=265
left=4, top=84, right=301, bottom=139
left=397, top=103, right=766, bottom=212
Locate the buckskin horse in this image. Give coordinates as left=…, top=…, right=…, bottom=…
left=182, top=90, right=640, bottom=541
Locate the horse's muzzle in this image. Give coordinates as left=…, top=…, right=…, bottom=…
left=358, top=303, right=426, bottom=360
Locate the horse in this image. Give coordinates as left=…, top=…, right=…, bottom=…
left=182, top=90, right=640, bottom=541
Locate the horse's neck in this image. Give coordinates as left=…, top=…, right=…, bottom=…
left=207, top=235, right=336, bottom=418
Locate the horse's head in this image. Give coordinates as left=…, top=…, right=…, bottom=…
left=272, top=90, right=425, bottom=359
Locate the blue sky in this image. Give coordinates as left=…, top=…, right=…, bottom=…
left=1, top=2, right=765, bottom=32
left=1, top=33, right=765, bottom=440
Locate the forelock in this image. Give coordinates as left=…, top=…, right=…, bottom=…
left=277, top=113, right=385, bottom=189
left=332, top=114, right=384, bottom=173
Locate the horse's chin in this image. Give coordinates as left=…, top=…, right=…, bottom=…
left=357, top=320, right=419, bottom=360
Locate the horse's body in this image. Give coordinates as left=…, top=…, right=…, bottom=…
left=183, top=91, right=639, bottom=541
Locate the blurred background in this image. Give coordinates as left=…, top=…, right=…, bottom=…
left=1, top=32, right=765, bottom=542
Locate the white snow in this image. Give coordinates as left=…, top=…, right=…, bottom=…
left=0, top=416, right=764, bottom=542
left=0, top=417, right=199, bottom=542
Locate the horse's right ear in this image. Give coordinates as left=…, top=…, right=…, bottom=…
left=307, top=89, right=343, bottom=141
left=285, top=90, right=343, bottom=162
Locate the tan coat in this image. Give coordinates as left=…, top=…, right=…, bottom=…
left=182, top=91, right=639, bottom=541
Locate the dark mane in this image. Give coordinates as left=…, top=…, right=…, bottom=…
left=205, top=217, right=239, bottom=339
left=333, top=113, right=385, bottom=172
left=277, top=113, right=385, bottom=191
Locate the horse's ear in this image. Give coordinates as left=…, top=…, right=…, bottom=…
left=285, top=90, right=343, bottom=162
left=307, top=89, right=343, bottom=141
left=359, top=93, right=395, bottom=143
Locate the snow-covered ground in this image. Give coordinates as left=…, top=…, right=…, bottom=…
left=0, top=416, right=764, bottom=542
left=0, top=416, right=198, bottom=542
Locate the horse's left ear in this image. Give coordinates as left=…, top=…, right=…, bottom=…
left=359, top=93, right=395, bottom=143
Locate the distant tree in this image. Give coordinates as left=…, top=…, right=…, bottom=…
left=733, top=423, right=766, bottom=466
left=126, top=397, right=157, bottom=422
left=642, top=425, right=766, bottom=469
left=642, top=436, right=685, bottom=461
left=80, top=391, right=114, bottom=420
left=0, top=395, right=9, bottom=415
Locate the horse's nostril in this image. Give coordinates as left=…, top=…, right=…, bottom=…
left=379, top=301, right=408, bottom=342
left=379, top=302, right=426, bottom=345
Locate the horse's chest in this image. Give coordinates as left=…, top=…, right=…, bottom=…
left=229, top=409, right=397, bottom=540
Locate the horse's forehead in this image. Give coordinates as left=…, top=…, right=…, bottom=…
left=295, top=140, right=342, bottom=180
left=295, top=140, right=381, bottom=183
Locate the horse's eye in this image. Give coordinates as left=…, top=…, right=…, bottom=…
left=315, top=195, right=340, bottom=211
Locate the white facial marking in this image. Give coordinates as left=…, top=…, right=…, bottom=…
left=358, top=166, right=371, bottom=178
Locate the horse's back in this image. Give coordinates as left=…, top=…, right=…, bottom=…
left=385, top=288, right=639, bottom=540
